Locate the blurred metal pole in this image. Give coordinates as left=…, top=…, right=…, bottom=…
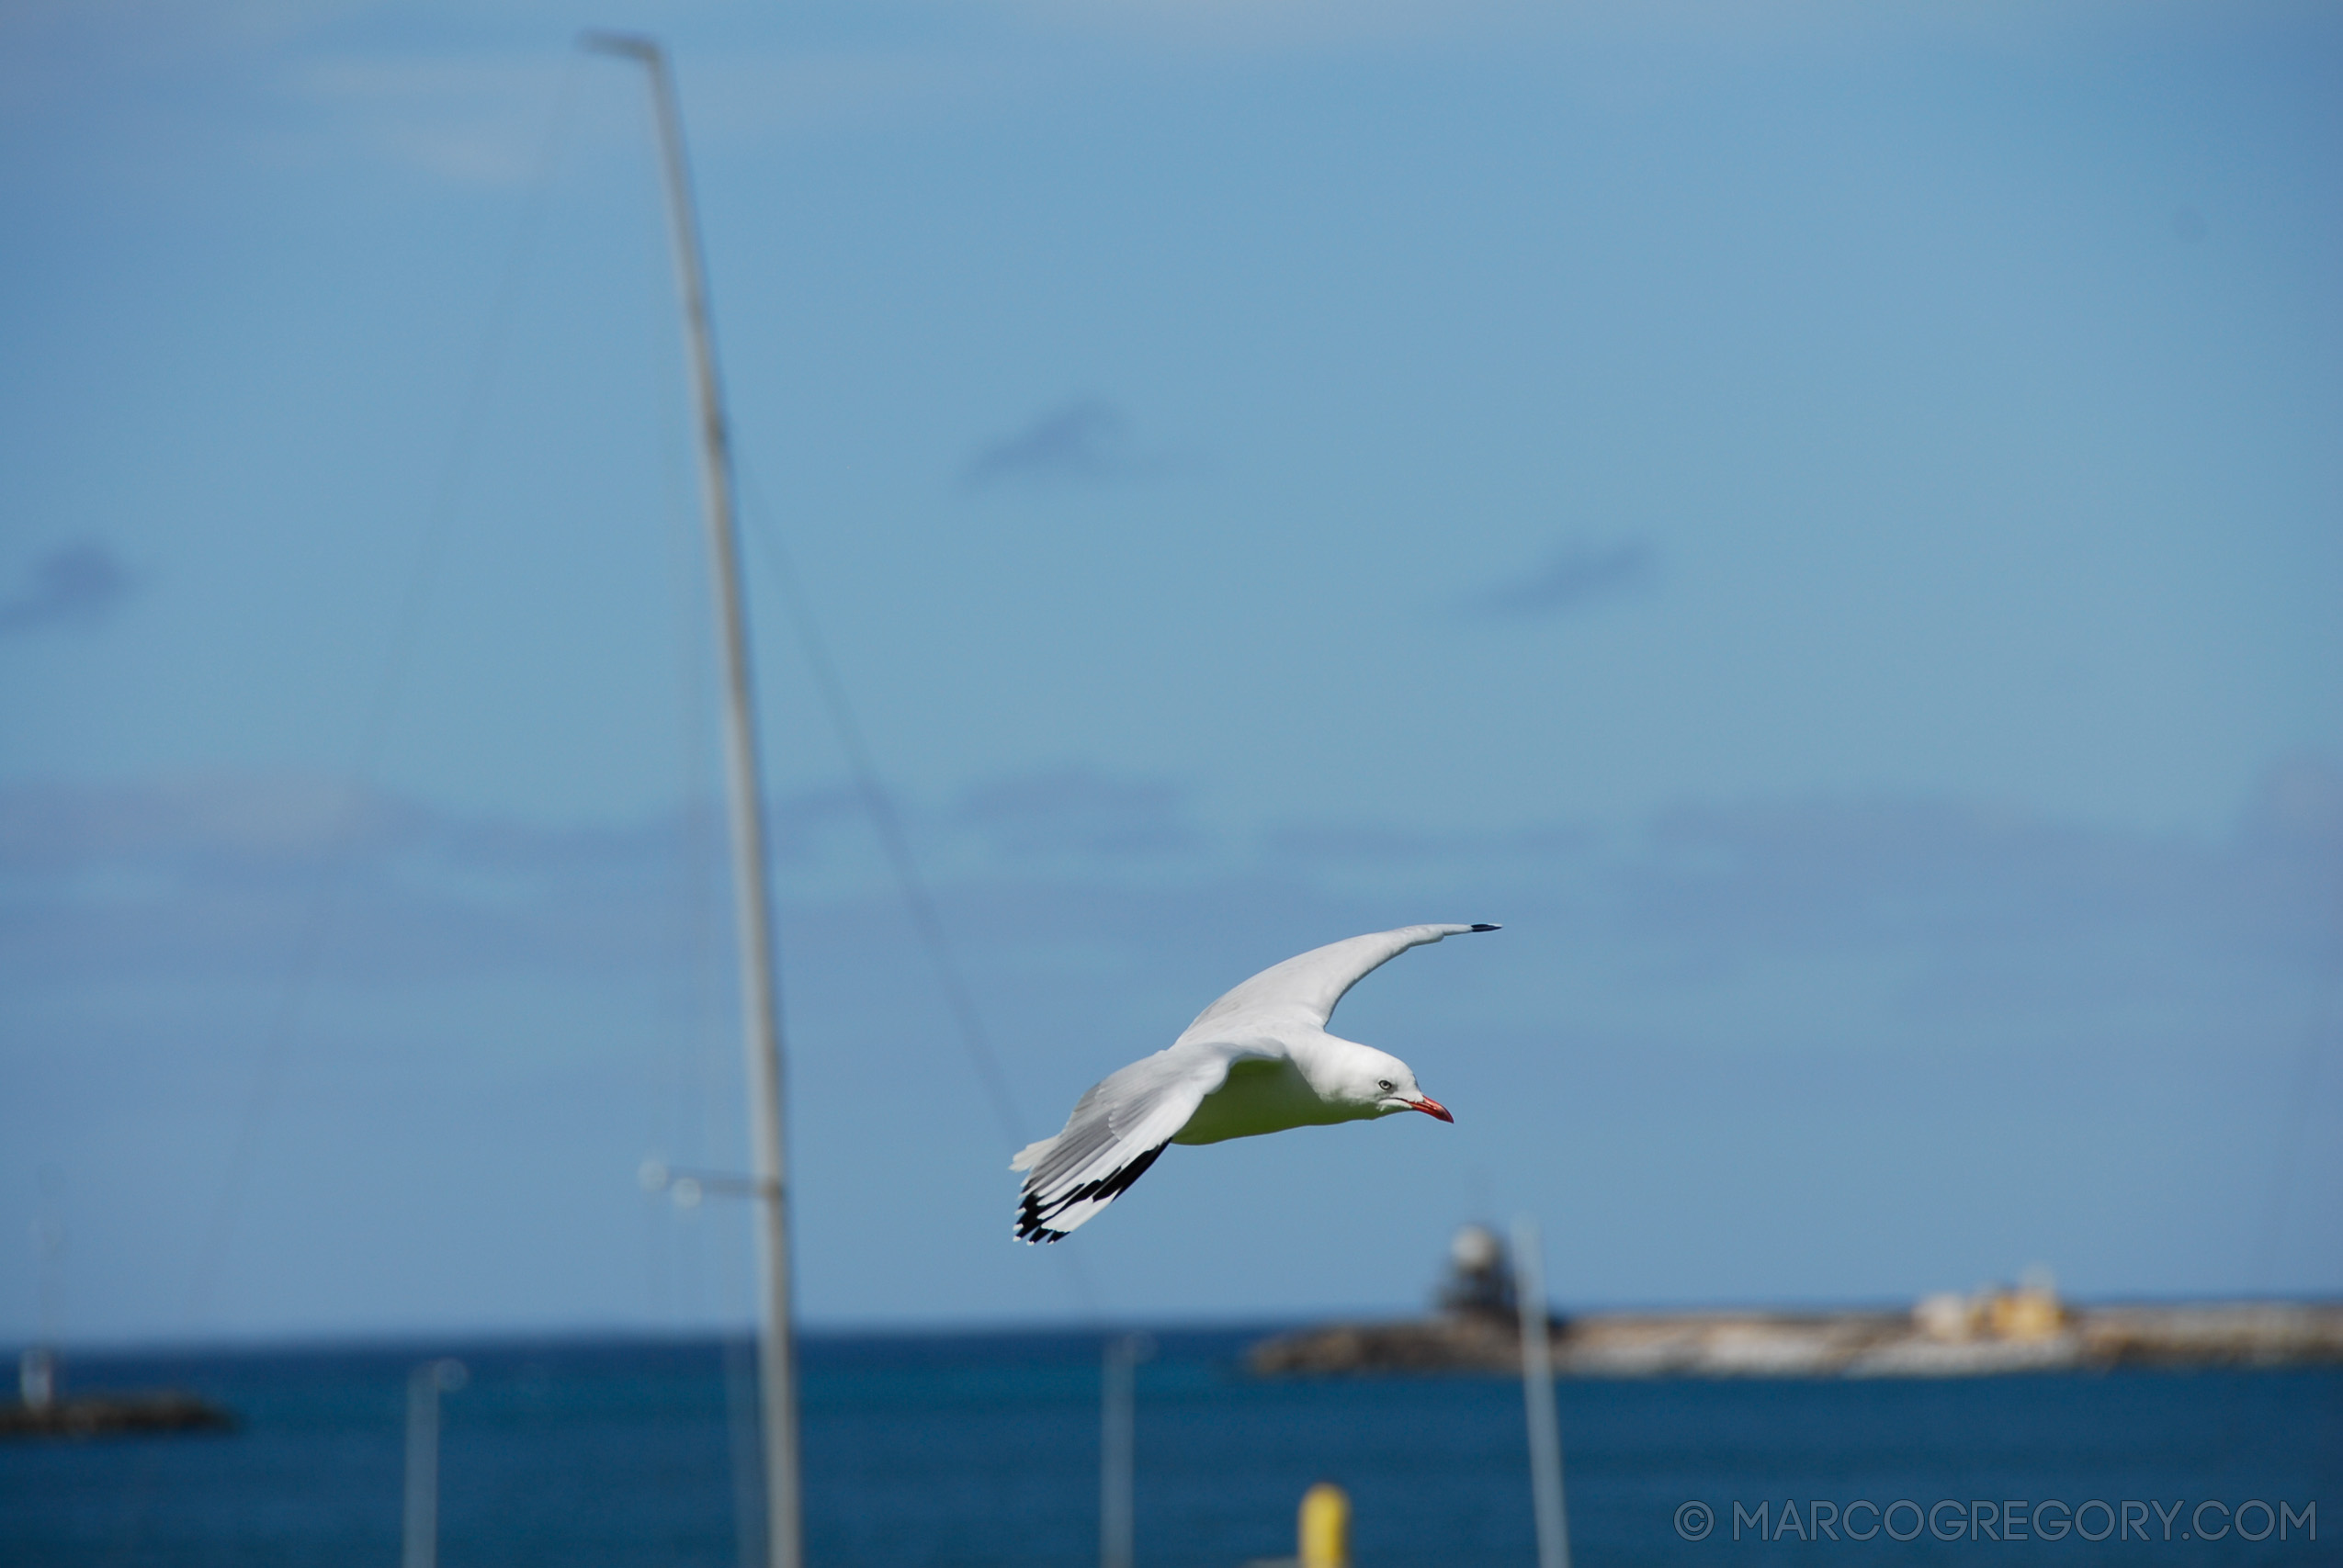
left=1101, top=1333, right=1152, bottom=1568
left=585, top=33, right=801, bottom=1568
left=402, top=1359, right=467, bottom=1568
left=1511, top=1217, right=1572, bottom=1568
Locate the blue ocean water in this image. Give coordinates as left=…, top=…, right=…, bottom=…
left=2, top=1329, right=2334, bottom=1566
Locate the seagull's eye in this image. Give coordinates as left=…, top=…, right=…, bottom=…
left=1377, top=1078, right=1396, bottom=1093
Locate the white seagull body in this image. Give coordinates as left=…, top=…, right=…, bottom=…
left=1012, top=922, right=1498, bottom=1242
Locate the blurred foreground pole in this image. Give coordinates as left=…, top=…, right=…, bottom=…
left=1101, top=1333, right=1152, bottom=1568
left=1298, top=1482, right=1351, bottom=1568
left=18, top=1347, right=56, bottom=1411
left=1511, top=1216, right=1572, bottom=1568
left=401, top=1359, right=467, bottom=1568
left=584, top=32, right=802, bottom=1568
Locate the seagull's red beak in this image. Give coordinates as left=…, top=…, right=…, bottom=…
left=1407, top=1095, right=1454, bottom=1122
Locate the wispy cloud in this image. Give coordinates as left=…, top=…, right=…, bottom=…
left=1005, top=0, right=1559, bottom=56
left=1467, top=538, right=1656, bottom=619
left=956, top=766, right=1197, bottom=859
left=0, top=542, right=136, bottom=636
left=959, top=397, right=1140, bottom=490
left=9, top=760, right=2337, bottom=1333
left=10, top=759, right=2335, bottom=1010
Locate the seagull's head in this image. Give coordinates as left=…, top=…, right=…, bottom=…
left=1352, top=1049, right=1454, bottom=1124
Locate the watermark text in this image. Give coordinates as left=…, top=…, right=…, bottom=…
left=1672, top=1498, right=2315, bottom=1545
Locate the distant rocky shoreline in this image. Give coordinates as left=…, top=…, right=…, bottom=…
left=0, top=1391, right=234, bottom=1438
left=1250, top=1227, right=2343, bottom=1379
left=1250, top=1299, right=2343, bottom=1379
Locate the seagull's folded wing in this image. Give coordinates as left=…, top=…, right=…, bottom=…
left=1175, top=923, right=1490, bottom=1043
left=1012, top=1043, right=1249, bottom=1243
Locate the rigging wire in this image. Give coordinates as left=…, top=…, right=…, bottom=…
left=101, top=50, right=594, bottom=1568
left=181, top=54, right=589, bottom=1326
left=2216, top=859, right=2340, bottom=1462
left=639, top=72, right=722, bottom=1334
left=2250, top=864, right=2342, bottom=1291
left=2253, top=1003, right=2336, bottom=1289
left=640, top=186, right=763, bottom=1568
left=730, top=458, right=1104, bottom=1314
left=731, top=459, right=1032, bottom=1151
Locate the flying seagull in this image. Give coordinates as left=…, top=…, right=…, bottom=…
left=1012, top=922, right=1499, bottom=1242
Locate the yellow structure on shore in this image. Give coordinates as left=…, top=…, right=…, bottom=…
left=1916, top=1267, right=2068, bottom=1344
left=1298, top=1483, right=1351, bottom=1568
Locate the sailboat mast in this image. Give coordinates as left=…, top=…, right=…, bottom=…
left=586, top=34, right=801, bottom=1568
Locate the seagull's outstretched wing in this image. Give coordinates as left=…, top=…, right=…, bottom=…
left=1175, top=922, right=1500, bottom=1044
left=1012, top=1043, right=1253, bottom=1243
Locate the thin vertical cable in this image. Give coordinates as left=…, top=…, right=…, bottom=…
left=1512, top=1215, right=1572, bottom=1568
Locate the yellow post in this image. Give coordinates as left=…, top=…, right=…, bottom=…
left=1299, top=1482, right=1351, bottom=1568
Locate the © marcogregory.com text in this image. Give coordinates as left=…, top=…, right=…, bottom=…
left=1670, top=1497, right=2317, bottom=1544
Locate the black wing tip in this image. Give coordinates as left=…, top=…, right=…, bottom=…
left=1469, top=922, right=1501, bottom=932
left=1012, top=1143, right=1167, bottom=1246
left=1014, top=1193, right=1058, bottom=1244
left=1014, top=1182, right=1069, bottom=1244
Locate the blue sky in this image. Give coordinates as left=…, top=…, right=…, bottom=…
left=2, top=0, right=2337, bottom=1344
